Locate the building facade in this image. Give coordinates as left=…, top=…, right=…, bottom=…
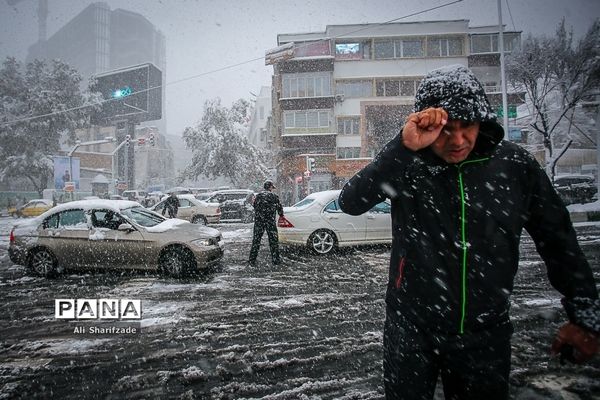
left=247, top=86, right=273, bottom=149
left=268, top=20, right=522, bottom=204
left=27, top=2, right=167, bottom=135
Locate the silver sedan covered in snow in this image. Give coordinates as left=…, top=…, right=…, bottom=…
left=9, top=199, right=224, bottom=277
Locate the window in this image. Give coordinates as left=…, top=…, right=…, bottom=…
left=427, top=37, right=463, bottom=57
left=294, top=40, right=331, bottom=57
left=324, top=200, right=341, bottom=213
left=91, top=209, right=124, bottom=230
left=179, top=199, right=191, bottom=207
left=401, top=39, right=424, bottom=57
left=337, top=117, right=360, bottom=135
left=44, top=214, right=59, bottom=229
left=337, top=147, right=361, bottom=159
left=282, top=73, right=332, bottom=98
left=400, top=80, right=416, bottom=96
left=376, top=79, right=419, bottom=97
left=369, top=201, right=391, bottom=214
left=292, top=198, right=315, bottom=208
left=374, top=38, right=424, bottom=59
left=374, top=40, right=394, bottom=59
left=336, top=80, right=373, bottom=98
left=259, top=106, right=264, bottom=120
left=335, top=41, right=371, bottom=60
left=470, top=33, right=520, bottom=54
left=284, top=110, right=331, bottom=130
left=59, top=209, right=88, bottom=229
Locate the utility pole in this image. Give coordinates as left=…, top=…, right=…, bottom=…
left=596, top=104, right=600, bottom=196
left=497, top=0, right=509, bottom=133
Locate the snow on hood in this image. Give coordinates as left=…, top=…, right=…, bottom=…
left=144, top=218, right=191, bottom=233
left=144, top=218, right=220, bottom=237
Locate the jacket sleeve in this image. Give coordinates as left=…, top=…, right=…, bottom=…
left=339, top=132, right=413, bottom=215
left=275, top=194, right=284, bottom=217
left=524, top=159, right=599, bottom=334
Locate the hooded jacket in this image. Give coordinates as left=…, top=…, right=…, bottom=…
left=339, top=65, right=599, bottom=335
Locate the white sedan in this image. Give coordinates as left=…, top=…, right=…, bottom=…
left=150, top=194, right=221, bottom=224
left=277, top=190, right=392, bottom=255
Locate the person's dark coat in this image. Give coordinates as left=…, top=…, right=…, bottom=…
left=252, top=191, right=284, bottom=222
left=248, top=190, right=284, bottom=265
left=338, top=126, right=599, bottom=336
left=162, top=195, right=180, bottom=218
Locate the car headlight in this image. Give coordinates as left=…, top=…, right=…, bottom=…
left=191, top=238, right=214, bottom=247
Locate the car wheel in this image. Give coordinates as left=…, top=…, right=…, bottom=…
left=159, top=246, right=197, bottom=277
left=192, top=215, right=207, bottom=225
left=29, top=247, right=58, bottom=277
left=308, top=229, right=337, bottom=255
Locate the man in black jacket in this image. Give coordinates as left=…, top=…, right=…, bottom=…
left=162, top=192, right=179, bottom=218
left=339, top=65, right=598, bottom=400
left=248, top=180, right=284, bottom=266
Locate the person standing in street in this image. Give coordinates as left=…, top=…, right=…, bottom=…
left=338, top=65, right=598, bottom=400
left=248, top=180, right=284, bottom=267
left=162, top=192, right=180, bottom=218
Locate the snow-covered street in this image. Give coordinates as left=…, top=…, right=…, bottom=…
left=0, top=217, right=599, bottom=399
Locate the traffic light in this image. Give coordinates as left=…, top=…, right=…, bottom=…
left=111, top=86, right=132, bottom=99
left=149, top=133, right=155, bottom=147
left=308, top=157, right=316, bottom=173
left=125, top=134, right=131, bottom=146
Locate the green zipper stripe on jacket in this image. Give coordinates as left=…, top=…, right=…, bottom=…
left=456, top=157, right=489, bottom=334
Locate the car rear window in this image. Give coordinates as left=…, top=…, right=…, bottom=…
left=292, top=198, right=315, bottom=208
left=59, top=209, right=88, bottom=229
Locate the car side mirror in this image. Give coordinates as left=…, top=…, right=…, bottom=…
left=117, top=223, right=134, bottom=232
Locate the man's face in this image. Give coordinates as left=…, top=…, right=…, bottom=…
left=430, top=120, right=480, bottom=163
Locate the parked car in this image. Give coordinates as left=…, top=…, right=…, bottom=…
left=109, top=194, right=125, bottom=200
left=121, top=190, right=147, bottom=203
left=277, top=190, right=392, bottom=255
left=553, top=174, right=597, bottom=205
left=204, top=189, right=256, bottom=222
left=9, top=199, right=224, bottom=278
left=8, top=199, right=53, bottom=218
left=150, top=194, right=221, bottom=224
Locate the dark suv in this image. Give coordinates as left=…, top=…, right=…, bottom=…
left=205, top=189, right=255, bottom=222
left=553, top=175, right=597, bottom=205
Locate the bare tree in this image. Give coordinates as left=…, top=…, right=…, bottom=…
left=506, top=19, right=600, bottom=178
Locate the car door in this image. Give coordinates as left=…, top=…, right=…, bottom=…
left=177, top=198, right=193, bottom=220
left=88, top=209, right=151, bottom=269
left=41, top=208, right=92, bottom=268
left=365, top=201, right=392, bottom=241
left=321, top=199, right=366, bottom=243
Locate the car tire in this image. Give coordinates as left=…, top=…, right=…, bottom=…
left=308, top=229, right=337, bottom=255
left=159, top=246, right=197, bottom=277
left=192, top=215, right=207, bottom=225
left=29, top=247, right=58, bottom=278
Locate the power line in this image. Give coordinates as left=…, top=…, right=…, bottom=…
left=505, top=0, right=516, bottom=31
left=0, top=0, right=463, bottom=128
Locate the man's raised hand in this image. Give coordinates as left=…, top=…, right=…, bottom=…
left=402, top=107, right=448, bottom=151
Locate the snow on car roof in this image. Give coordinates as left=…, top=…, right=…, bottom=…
left=304, top=190, right=341, bottom=202
left=44, top=199, right=141, bottom=215
left=177, top=194, right=197, bottom=200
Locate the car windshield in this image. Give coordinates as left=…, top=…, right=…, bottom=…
left=121, top=206, right=165, bottom=227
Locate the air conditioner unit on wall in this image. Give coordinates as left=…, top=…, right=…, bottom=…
left=334, top=94, right=345, bottom=102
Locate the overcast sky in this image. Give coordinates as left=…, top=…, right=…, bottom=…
left=1, top=0, right=599, bottom=136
